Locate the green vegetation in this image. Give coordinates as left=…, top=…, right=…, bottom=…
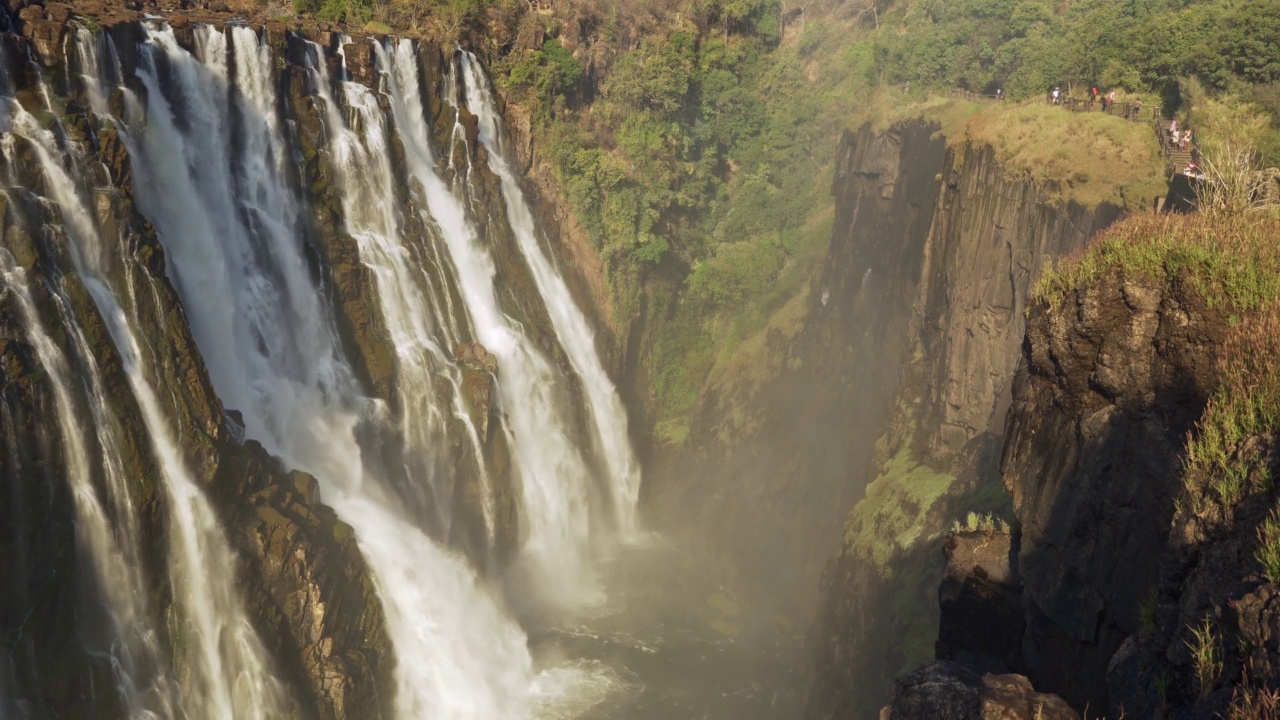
left=292, top=0, right=518, bottom=38
left=1034, top=214, right=1280, bottom=311
left=843, top=448, right=956, bottom=570
left=851, top=0, right=1280, bottom=103
left=1256, top=508, right=1280, bottom=584
left=1186, top=615, right=1223, bottom=697
left=1034, top=214, right=1280, bottom=515
left=1187, top=302, right=1280, bottom=511
left=1139, top=587, right=1159, bottom=634
left=963, top=101, right=1165, bottom=207
left=949, top=511, right=1011, bottom=534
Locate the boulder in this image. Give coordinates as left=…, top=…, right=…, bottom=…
left=884, top=661, right=1078, bottom=720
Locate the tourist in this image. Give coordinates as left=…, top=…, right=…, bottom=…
left=1169, top=118, right=1177, bottom=142
left=996, top=88, right=1003, bottom=101
left=1052, top=86, right=1060, bottom=105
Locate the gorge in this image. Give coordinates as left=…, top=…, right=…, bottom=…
left=5, top=0, right=1280, bottom=719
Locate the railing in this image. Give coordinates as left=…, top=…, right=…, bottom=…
left=947, top=88, right=1000, bottom=102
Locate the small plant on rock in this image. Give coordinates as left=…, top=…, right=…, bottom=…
left=1256, top=507, right=1280, bottom=583
left=1185, top=616, right=1223, bottom=698
left=1139, top=587, right=1159, bottom=635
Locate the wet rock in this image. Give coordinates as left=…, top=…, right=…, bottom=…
left=884, top=661, right=1078, bottom=720
left=215, top=442, right=394, bottom=720
left=342, top=42, right=375, bottom=86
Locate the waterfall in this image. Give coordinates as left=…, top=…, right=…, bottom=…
left=119, top=25, right=539, bottom=718
left=457, top=52, right=642, bottom=536
left=0, top=252, right=179, bottom=719
left=5, top=19, right=644, bottom=718
left=373, top=39, right=609, bottom=605
left=1, top=70, right=289, bottom=719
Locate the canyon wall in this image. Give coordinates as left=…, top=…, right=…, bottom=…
left=794, top=123, right=1123, bottom=717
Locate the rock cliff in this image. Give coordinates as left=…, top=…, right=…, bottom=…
left=802, top=122, right=1123, bottom=718
left=886, top=214, right=1280, bottom=718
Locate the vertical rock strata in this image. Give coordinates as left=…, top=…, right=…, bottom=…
left=804, top=123, right=1122, bottom=718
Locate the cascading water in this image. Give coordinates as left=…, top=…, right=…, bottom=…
left=1, top=61, right=290, bottom=720
left=372, top=39, right=609, bottom=605
left=119, top=25, right=539, bottom=719
left=6, top=16, right=656, bottom=718
left=0, top=251, right=178, bottom=719
left=456, top=52, right=642, bottom=537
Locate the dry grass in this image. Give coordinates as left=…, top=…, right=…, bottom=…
left=1033, top=213, right=1280, bottom=311
left=1226, top=668, right=1280, bottom=720
left=858, top=93, right=1165, bottom=209
left=963, top=101, right=1166, bottom=209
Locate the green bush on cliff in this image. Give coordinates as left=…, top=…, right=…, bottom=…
left=842, top=449, right=956, bottom=570
left=1034, top=214, right=1280, bottom=312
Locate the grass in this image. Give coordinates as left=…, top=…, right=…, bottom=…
left=1034, top=214, right=1280, bottom=311
left=842, top=448, right=956, bottom=570
left=1186, top=302, right=1280, bottom=511
left=963, top=101, right=1166, bottom=209
left=857, top=94, right=1166, bottom=209
left=1035, top=213, right=1280, bottom=516
left=1186, top=616, right=1223, bottom=698
left=1257, top=508, right=1280, bottom=584
left=949, top=511, right=1011, bottom=534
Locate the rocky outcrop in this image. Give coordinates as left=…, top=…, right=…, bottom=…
left=937, top=530, right=1023, bottom=674
left=1001, top=274, right=1224, bottom=711
left=215, top=445, right=393, bottom=720
left=884, top=661, right=1079, bottom=720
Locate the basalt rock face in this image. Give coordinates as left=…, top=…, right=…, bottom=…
left=804, top=125, right=1122, bottom=719
left=936, top=530, right=1023, bottom=674
left=1002, top=274, right=1224, bottom=711
left=645, top=121, right=948, bottom=620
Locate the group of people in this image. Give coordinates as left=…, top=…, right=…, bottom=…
left=1048, top=85, right=1144, bottom=117
left=1050, top=85, right=1119, bottom=108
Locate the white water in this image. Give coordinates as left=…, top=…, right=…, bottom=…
left=0, top=252, right=179, bottom=720
left=17, top=22, right=645, bottom=719
left=118, top=26, right=542, bottom=719
left=3, top=76, right=287, bottom=718
left=375, top=39, right=604, bottom=604
left=458, top=53, right=642, bottom=536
